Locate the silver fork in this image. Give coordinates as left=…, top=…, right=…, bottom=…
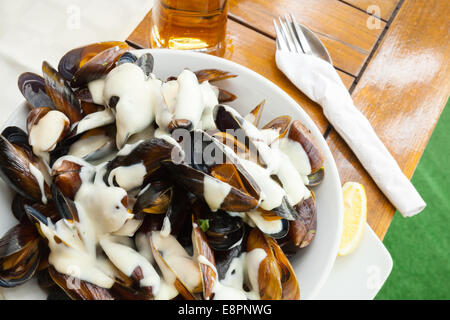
left=273, top=14, right=332, bottom=64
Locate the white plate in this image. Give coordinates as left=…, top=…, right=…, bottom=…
left=316, top=223, right=393, bottom=300
left=0, top=49, right=344, bottom=300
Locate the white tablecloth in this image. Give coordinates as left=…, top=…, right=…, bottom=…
left=0, top=0, right=154, bottom=125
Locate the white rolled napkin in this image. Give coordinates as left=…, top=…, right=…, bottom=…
left=276, top=50, right=426, bottom=217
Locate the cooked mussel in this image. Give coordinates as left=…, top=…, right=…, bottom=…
left=247, top=209, right=289, bottom=239
left=117, top=52, right=138, bottom=66
left=0, top=131, right=51, bottom=203
left=42, top=61, right=83, bottom=123
left=133, top=180, right=172, bottom=215
left=18, top=72, right=55, bottom=108
left=67, top=127, right=116, bottom=163
left=194, top=69, right=238, bottom=83
left=49, top=267, right=114, bottom=300
left=288, top=193, right=317, bottom=249
left=307, top=166, right=324, bottom=187
left=246, top=228, right=282, bottom=300
left=105, top=138, right=179, bottom=188
left=197, top=210, right=244, bottom=252
left=51, top=157, right=92, bottom=200
left=244, top=100, right=265, bottom=126
left=58, top=41, right=129, bottom=81
left=192, top=216, right=216, bottom=300
left=288, top=120, right=324, bottom=174
left=136, top=53, right=154, bottom=77
left=12, top=193, right=59, bottom=223
left=150, top=231, right=202, bottom=300
left=266, top=236, right=300, bottom=300
left=70, top=42, right=130, bottom=88
left=261, top=115, right=292, bottom=144
left=0, top=223, right=41, bottom=287
left=27, top=107, right=70, bottom=160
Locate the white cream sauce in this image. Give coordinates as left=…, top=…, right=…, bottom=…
left=107, top=162, right=146, bottom=191
left=73, top=108, right=115, bottom=136
left=203, top=175, right=231, bottom=211
left=151, top=232, right=201, bottom=292
left=173, top=69, right=204, bottom=129
left=29, top=162, right=47, bottom=204
left=29, top=110, right=69, bottom=162
left=100, top=237, right=160, bottom=291
left=247, top=210, right=283, bottom=236
left=68, top=134, right=111, bottom=159
left=103, top=63, right=159, bottom=148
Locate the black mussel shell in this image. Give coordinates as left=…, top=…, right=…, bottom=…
left=42, top=61, right=83, bottom=124
left=136, top=53, right=154, bottom=77
left=58, top=41, right=129, bottom=81
left=117, top=52, right=137, bottom=66
left=0, top=134, right=49, bottom=202
left=0, top=223, right=41, bottom=287
left=18, top=72, right=55, bottom=108
left=201, top=211, right=244, bottom=251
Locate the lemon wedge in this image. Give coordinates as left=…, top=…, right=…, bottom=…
left=338, top=182, right=367, bottom=256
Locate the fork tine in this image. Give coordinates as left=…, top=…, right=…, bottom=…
left=284, top=14, right=303, bottom=53
left=273, top=19, right=289, bottom=51
left=289, top=13, right=312, bottom=55
left=278, top=17, right=296, bottom=53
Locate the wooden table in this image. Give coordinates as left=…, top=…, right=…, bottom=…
left=127, top=0, right=450, bottom=240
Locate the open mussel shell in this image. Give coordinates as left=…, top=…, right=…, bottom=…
left=288, top=120, right=324, bottom=173
left=133, top=180, right=172, bottom=215
left=261, top=115, right=292, bottom=143
left=307, top=166, right=324, bottom=186
left=26, top=107, right=70, bottom=154
left=246, top=228, right=282, bottom=300
left=71, top=42, right=130, bottom=88
left=149, top=232, right=201, bottom=300
left=48, top=267, right=114, bottom=300
left=266, top=237, right=300, bottom=300
left=18, top=72, right=55, bottom=108
left=105, top=138, right=178, bottom=186
left=66, top=126, right=117, bottom=163
left=0, top=133, right=50, bottom=202
left=247, top=209, right=289, bottom=239
left=12, top=193, right=59, bottom=223
left=51, top=184, right=80, bottom=223
left=192, top=216, right=216, bottom=300
left=2, top=126, right=32, bottom=153
left=213, top=105, right=265, bottom=165
left=136, top=53, right=154, bottom=77
left=58, top=41, right=129, bottom=81
left=51, top=158, right=83, bottom=200
left=42, top=61, right=83, bottom=124
left=214, top=245, right=244, bottom=281
left=182, top=130, right=260, bottom=198
left=289, top=193, right=317, bottom=248
left=0, top=223, right=41, bottom=287
left=162, top=187, right=192, bottom=241
left=194, top=69, right=238, bottom=83
left=116, top=52, right=137, bottom=66
left=200, top=211, right=245, bottom=251
left=163, top=158, right=259, bottom=212
left=218, top=88, right=237, bottom=104
left=245, top=100, right=265, bottom=126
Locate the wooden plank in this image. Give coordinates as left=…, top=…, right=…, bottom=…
left=127, top=13, right=356, bottom=135
left=326, top=0, right=450, bottom=239
left=228, top=0, right=386, bottom=76
left=342, top=0, right=399, bottom=21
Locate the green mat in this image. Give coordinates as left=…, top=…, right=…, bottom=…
left=375, top=98, right=450, bottom=300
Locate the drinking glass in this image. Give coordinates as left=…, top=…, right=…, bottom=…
left=150, top=0, right=229, bottom=56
